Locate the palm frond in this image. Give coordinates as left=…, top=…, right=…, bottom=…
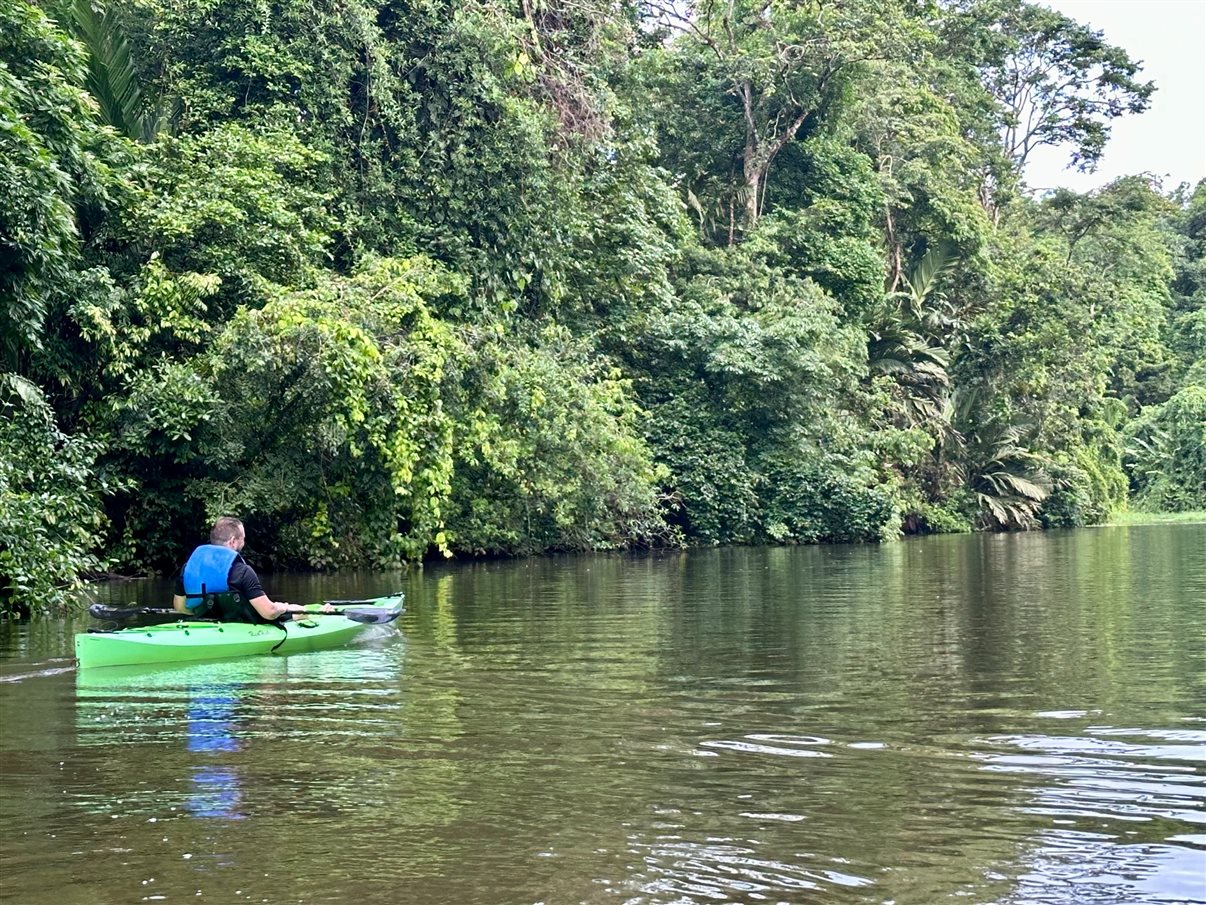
left=981, top=470, right=1051, bottom=501
left=902, top=240, right=957, bottom=311
left=912, top=359, right=950, bottom=380
left=69, top=0, right=150, bottom=140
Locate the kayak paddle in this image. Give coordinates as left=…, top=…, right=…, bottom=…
left=89, top=604, right=401, bottom=626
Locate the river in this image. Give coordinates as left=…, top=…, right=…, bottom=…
left=1, top=525, right=1204, bottom=904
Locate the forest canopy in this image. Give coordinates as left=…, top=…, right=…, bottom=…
left=2, top=0, right=1203, bottom=614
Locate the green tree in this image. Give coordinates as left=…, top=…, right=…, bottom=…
left=0, top=378, right=110, bottom=615
left=749, top=136, right=888, bottom=319
left=28, top=123, right=331, bottom=421
left=618, top=243, right=903, bottom=544
left=107, top=256, right=463, bottom=569
left=846, top=45, right=993, bottom=291
left=1167, top=181, right=1206, bottom=384
left=0, top=0, right=126, bottom=372
left=1125, top=385, right=1206, bottom=512
left=948, top=178, right=1176, bottom=528
left=447, top=324, right=668, bottom=555
left=868, top=242, right=956, bottom=432
left=942, top=0, right=1153, bottom=174
left=642, top=0, right=912, bottom=237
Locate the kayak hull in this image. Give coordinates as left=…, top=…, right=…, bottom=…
left=75, top=596, right=402, bottom=669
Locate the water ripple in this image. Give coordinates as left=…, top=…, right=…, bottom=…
left=629, top=837, right=874, bottom=901
left=697, top=733, right=834, bottom=759
left=997, top=829, right=1206, bottom=905
left=977, top=729, right=1206, bottom=839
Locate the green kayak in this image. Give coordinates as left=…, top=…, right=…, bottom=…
left=75, top=595, right=403, bottom=669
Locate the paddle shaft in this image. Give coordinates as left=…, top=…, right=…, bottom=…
left=322, top=592, right=404, bottom=606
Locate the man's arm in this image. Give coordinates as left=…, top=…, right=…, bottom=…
left=247, top=594, right=302, bottom=621
left=232, top=561, right=331, bottom=619
left=231, top=560, right=300, bottom=620
left=172, top=575, right=188, bottom=613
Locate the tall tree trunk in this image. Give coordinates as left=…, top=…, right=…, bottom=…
left=739, top=79, right=763, bottom=233
left=743, top=169, right=761, bottom=233
left=739, top=104, right=813, bottom=234
left=885, top=205, right=903, bottom=292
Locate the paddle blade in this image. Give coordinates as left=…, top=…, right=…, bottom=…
left=337, top=606, right=402, bottom=625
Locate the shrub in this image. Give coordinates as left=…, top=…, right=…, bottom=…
left=0, top=379, right=108, bottom=616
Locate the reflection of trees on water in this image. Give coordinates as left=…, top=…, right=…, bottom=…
left=41, top=531, right=1203, bottom=903
left=403, top=537, right=1204, bottom=904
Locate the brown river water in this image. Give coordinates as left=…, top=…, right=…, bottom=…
left=1, top=525, right=1204, bottom=904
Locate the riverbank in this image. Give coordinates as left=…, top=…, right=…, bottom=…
left=1109, top=510, right=1206, bottom=525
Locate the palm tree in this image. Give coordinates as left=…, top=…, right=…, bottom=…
left=868, top=241, right=957, bottom=427
left=948, top=387, right=1052, bottom=529
left=871, top=242, right=1052, bottom=529
left=67, top=0, right=174, bottom=142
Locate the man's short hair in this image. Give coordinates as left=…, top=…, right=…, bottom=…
left=210, top=517, right=245, bottom=545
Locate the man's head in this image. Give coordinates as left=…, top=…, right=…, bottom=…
left=210, top=517, right=245, bottom=550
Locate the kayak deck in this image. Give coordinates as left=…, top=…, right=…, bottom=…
left=75, top=596, right=402, bottom=669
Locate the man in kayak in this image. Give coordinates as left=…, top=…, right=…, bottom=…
left=172, top=517, right=318, bottom=623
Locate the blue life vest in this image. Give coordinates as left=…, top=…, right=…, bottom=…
left=182, top=544, right=238, bottom=610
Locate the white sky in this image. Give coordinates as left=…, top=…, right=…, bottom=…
left=1023, top=0, right=1206, bottom=194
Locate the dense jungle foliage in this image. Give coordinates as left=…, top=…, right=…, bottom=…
left=2, top=0, right=1204, bottom=614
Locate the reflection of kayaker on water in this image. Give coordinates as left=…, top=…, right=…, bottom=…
left=186, top=690, right=243, bottom=820
left=172, top=517, right=331, bottom=624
